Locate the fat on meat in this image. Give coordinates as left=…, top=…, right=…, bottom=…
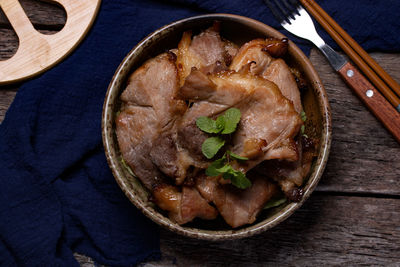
left=116, top=52, right=184, bottom=189
left=196, top=173, right=279, bottom=228
left=230, top=39, right=303, bottom=113
left=176, top=23, right=238, bottom=86
left=179, top=69, right=303, bottom=171
left=116, top=52, right=217, bottom=224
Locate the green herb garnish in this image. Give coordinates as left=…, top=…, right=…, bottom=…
left=196, top=107, right=241, bottom=135
left=201, top=136, right=225, bottom=159
left=264, top=196, right=287, bottom=209
left=196, top=108, right=251, bottom=189
left=300, top=111, right=308, bottom=137
left=196, top=116, right=223, bottom=134
left=121, top=157, right=135, bottom=177
left=300, top=110, right=307, bottom=122
left=219, top=108, right=241, bottom=134
left=228, top=150, right=249, bottom=161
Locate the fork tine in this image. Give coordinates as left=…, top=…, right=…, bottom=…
left=265, top=0, right=301, bottom=24
left=264, top=0, right=285, bottom=23
left=281, top=0, right=300, bottom=16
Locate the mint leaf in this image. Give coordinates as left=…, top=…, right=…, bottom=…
left=215, top=164, right=232, bottom=173
left=202, top=137, right=225, bottom=159
left=230, top=170, right=251, bottom=189
left=205, top=157, right=226, bottom=176
left=228, top=150, right=248, bottom=161
left=196, top=116, right=222, bottom=134
left=300, top=111, right=307, bottom=122
left=300, top=124, right=305, bottom=134
left=220, top=108, right=241, bottom=134
left=215, top=115, right=225, bottom=131
left=264, top=196, right=287, bottom=209
left=220, top=166, right=251, bottom=189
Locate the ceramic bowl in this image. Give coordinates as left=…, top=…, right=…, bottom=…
left=102, top=14, right=332, bottom=240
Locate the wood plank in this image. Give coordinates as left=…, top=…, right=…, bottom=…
left=0, top=0, right=66, bottom=30
left=142, top=195, right=400, bottom=266
left=310, top=50, right=400, bottom=195
left=0, top=28, right=18, bottom=60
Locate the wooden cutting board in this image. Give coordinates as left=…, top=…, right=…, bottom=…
left=0, top=0, right=101, bottom=85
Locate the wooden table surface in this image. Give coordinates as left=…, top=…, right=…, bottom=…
left=1, top=1, right=399, bottom=266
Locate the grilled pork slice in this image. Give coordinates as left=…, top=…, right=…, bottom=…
left=116, top=52, right=186, bottom=189
left=230, top=39, right=303, bottom=113
left=176, top=23, right=238, bottom=86
left=255, top=136, right=317, bottom=201
left=116, top=52, right=218, bottom=225
left=120, top=52, right=186, bottom=129
left=179, top=69, right=303, bottom=171
left=116, top=106, right=168, bottom=189
left=153, top=184, right=218, bottom=225
left=196, top=174, right=278, bottom=228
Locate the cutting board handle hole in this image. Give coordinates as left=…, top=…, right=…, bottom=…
left=0, top=0, right=101, bottom=84
left=0, top=9, right=19, bottom=61
left=19, top=0, right=67, bottom=35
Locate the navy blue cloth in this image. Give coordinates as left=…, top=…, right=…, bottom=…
left=0, top=0, right=399, bottom=266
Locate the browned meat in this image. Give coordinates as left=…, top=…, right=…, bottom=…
left=153, top=184, right=218, bottom=225
left=116, top=53, right=186, bottom=190
left=263, top=37, right=288, bottom=58
left=255, top=136, right=317, bottom=201
left=179, top=69, right=302, bottom=171
left=178, top=186, right=218, bottom=224
left=228, top=73, right=302, bottom=164
left=196, top=174, right=278, bottom=228
left=230, top=39, right=273, bottom=74
left=230, top=39, right=303, bottom=113
left=117, top=27, right=309, bottom=227
left=120, top=52, right=186, bottom=128
left=176, top=23, right=238, bottom=86
left=116, top=106, right=167, bottom=189
left=262, top=59, right=303, bottom=113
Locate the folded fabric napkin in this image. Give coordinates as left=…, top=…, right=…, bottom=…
left=0, top=0, right=399, bottom=266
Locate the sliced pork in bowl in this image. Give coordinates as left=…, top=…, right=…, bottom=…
left=102, top=14, right=331, bottom=240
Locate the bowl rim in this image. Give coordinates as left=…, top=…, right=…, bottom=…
left=102, top=13, right=332, bottom=240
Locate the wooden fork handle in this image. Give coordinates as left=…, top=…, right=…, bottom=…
left=338, top=62, right=400, bottom=143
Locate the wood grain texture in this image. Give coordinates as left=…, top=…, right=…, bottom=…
left=301, top=0, right=400, bottom=108
left=338, top=62, right=400, bottom=143
left=143, top=195, right=400, bottom=266
left=0, top=0, right=101, bottom=85
left=1, top=2, right=400, bottom=266
left=0, top=0, right=66, bottom=30
left=309, top=51, right=400, bottom=196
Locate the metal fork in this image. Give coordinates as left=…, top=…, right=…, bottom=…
left=265, top=0, right=346, bottom=70
left=265, top=0, right=400, bottom=143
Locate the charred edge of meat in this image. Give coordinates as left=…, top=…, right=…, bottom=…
left=224, top=51, right=233, bottom=66
left=167, top=51, right=177, bottom=62
left=262, top=37, right=289, bottom=58
left=183, top=166, right=201, bottom=187
left=291, top=67, right=308, bottom=94
left=286, top=187, right=304, bottom=202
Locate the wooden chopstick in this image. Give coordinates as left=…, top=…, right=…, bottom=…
left=300, top=0, right=400, bottom=112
